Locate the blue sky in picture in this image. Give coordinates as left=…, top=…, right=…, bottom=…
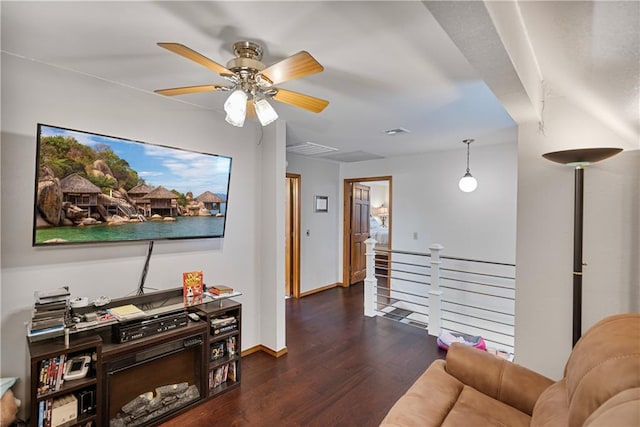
left=40, top=125, right=231, bottom=197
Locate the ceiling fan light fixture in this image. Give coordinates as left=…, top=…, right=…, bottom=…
left=254, top=98, right=278, bottom=126
left=224, top=89, right=248, bottom=127
left=155, top=41, right=329, bottom=127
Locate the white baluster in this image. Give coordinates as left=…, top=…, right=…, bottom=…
left=428, top=243, right=444, bottom=336
left=364, top=238, right=377, bottom=317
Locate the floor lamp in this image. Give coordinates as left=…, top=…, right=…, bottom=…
left=543, top=147, right=622, bottom=347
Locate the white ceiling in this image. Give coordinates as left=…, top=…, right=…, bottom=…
left=2, top=1, right=638, bottom=161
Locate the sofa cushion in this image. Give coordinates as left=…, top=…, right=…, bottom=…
left=582, top=388, right=640, bottom=427
left=380, top=359, right=531, bottom=427
left=446, top=343, right=553, bottom=415
left=531, top=380, right=570, bottom=427
left=381, top=360, right=463, bottom=426
left=564, top=314, right=640, bottom=427
left=441, top=385, right=530, bottom=427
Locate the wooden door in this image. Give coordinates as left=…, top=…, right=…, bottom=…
left=285, top=177, right=293, bottom=297
left=285, top=174, right=300, bottom=298
left=350, top=183, right=371, bottom=284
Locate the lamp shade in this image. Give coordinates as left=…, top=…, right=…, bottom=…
left=224, top=90, right=248, bottom=127
left=373, top=206, right=388, bottom=216
left=542, top=147, right=623, bottom=166
left=254, top=98, right=278, bottom=126
left=459, top=172, right=478, bottom=192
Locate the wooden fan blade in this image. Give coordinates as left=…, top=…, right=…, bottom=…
left=154, top=85, right=225, bottom=96
left=260, top=51, right=324, bottom=85
left=158, top=42, right=233, bottom=75
left=272, top=89, right=329, bottom=113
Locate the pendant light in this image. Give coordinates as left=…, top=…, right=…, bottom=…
left=458, top=139, right=478, bottom=192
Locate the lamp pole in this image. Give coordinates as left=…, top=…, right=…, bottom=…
left=543, top=147, right=622, bottom=347
left=572, top=166, right=584, bottom=346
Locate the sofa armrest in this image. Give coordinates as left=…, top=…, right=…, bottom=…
left=445, top=342, right=554, bottom=415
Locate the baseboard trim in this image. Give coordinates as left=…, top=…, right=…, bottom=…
left=299, top=282, right=339, bottom=297
left=241, top=345, right=288, bottom=358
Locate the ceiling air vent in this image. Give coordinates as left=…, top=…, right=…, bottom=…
left=320, top=151, right=384, bottom=163
left=286, top=142, right=339, bottom=156
left=384, top=127, right=410, bottom=135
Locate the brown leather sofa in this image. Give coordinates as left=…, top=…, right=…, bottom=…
left=380, top=313, right=640, bottom=426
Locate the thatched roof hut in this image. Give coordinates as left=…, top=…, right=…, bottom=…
left=195, top=191, right=225, bottom=203
left=145, top=186, right=177, bottom=199
left=60, top=173, right=101, bottom=194
left=127, top=183, right=154, bottom=216
left=145, top=186, right=178, bottom=217
left=128, top=183, right=154, bottom=197
left=195, top=191, right=226, bottom=212
left=60, top=173, right=101, bottom=215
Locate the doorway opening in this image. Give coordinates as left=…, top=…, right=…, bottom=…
left=342, top=176, right=392, bottom=287
left=285, top=173, right=301, bottom=298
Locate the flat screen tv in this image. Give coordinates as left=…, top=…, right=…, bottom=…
left=33, top=124, right=232, bottom=246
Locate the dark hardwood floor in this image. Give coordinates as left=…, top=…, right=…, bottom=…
left=161, top=283, right=446, bottom=427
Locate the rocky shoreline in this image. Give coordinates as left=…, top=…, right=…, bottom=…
left=36, top=164, right=218, bottom=230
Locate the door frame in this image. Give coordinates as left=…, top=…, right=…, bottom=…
left=286, top=173, right=301, bottom=298
left=342, top=176, right=392, bottom=288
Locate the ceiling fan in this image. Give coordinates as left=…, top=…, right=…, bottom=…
left=155, top=41, right=329, bottom=127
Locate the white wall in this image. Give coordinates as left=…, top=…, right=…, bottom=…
left=285, top=154, right=341, bottom=292
left=1, top=52, right=284, bottom=408
left=515, top=98, right=640, bottom=379
left=341, top=142, right=518, bottom=262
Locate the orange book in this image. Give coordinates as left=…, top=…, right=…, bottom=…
left=183, top=271, right=203, bottom=305
left=210, top=284, right=233, bottom=295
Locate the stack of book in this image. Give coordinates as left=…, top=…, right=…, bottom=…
left=28, top=287, right=70, bottom=342
left=210, top=316, right=237, bottom=335
left=37, top=380, right=78, bottom=427
left=107, top=304, right=146, bottom=322
left=208, top=285, right=234, bottom=296
left=208, top=361, right=237, bottom=389
left=36, top=353, right=67, bottom=395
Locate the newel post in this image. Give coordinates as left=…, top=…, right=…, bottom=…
left=364, top=238, right=377, bottom=317
left=428, top=243, right=444, bottom=336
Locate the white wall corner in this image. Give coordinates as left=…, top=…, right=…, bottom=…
left=258, top=119, right=287, bottom=353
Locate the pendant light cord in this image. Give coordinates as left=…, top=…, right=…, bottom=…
left=466, top=142, right=470, bottom=173
left=463, top=139, right=474, bottom=173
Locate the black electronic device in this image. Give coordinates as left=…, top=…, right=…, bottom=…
left=77, top=389, right=95, bottom=415
left=113, top=312, right=188, bottom=343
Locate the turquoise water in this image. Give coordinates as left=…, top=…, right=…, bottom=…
left=35, top=216, right=225, bottom=244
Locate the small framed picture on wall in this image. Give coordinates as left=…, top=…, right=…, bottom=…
left=315, top=196, right=328, bottom=213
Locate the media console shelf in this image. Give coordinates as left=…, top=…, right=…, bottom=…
left=192, top=298, right=242, bottom=398
left=27, top=288, right=242, bottom=427
left=29, top=335, right=102, bottom=427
